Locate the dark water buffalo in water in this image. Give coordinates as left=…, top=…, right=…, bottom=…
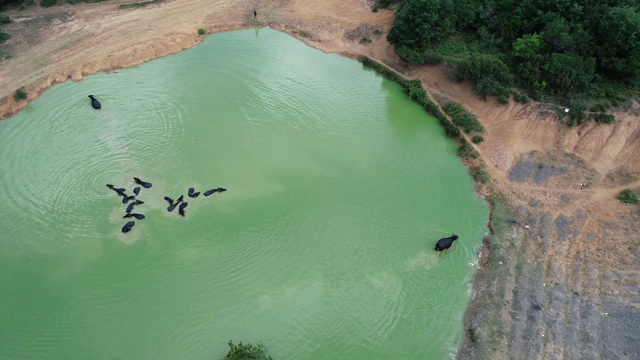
left=107, top=184, right=126, bottom=196
left=88, top=95, right=101, bottom=109
left=126, top=199, right=144, bottom=213
left=178, top=202, right=188, bottom=217
left=133, top=177, right=152, bottom=189
left=123, top=213, right=145, bottom=220
left=188, top=187, right=200, bottom=198
left=175, top=195, right=184, bottom=204
left=435, top=234, right=459, bottom=252
left=164, top=196, right=174, bottom=206
left=203, top=187, right=227, bottom=197
left=122, top=195, right=136, bottom=204
left=122, top=221, right=135, bottom=233
left=125, top=202, right=136, bottom=214
left=133, top=187, right=141, bottom=196
left=167, top=203, right=178, bottom=212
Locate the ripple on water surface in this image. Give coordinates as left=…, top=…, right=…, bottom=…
left=0, top=28, right=488, bottom=360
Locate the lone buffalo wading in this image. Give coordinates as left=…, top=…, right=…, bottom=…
left=435, top=234, right=459, bottom=252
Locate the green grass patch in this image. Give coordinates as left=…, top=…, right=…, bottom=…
left=591, top=113, right=615, bottom=124
left=0, top=31, right=10, bottom=44
left=442, top=102, right=484, bottom=134
left=198, top=28, right=206, bottom=35
left=119, top=0, right=161, bottom=9
left=40, top=0, right=57, bottom=7
left=435, top=38, right=468, bottom=57
left=359, top=37, right=372, bottom=45
left=617, top=189, right=638, bottom=204
left=0, top=15, right=12, bottom=24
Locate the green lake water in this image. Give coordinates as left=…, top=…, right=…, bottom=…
left=0, top=28, right=488, bottom=359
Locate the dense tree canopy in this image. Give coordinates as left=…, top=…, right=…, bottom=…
left=385, top=0, right=640, bottom=105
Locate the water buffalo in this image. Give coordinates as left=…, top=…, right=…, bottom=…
left=175, top=195, right=184, bottom=204
left=121, top=221, right=135, bottom=233
left=123, top=213, right=145, bottom=220
left=107, top=184, right=126, bottom=196
left=167, top=203, right=178, bottom=212
left=122, top=195, right=136, bottom=204
left=164, top=196, right=175, bottom=206
left=435, top=234, right=459, bottom=252
left=188, top=187, right=200, bottom=198
left=133, top=177, right=152, bottom=189
left=178, top=202, right=188, bottom=217
left=125, top=202, right=136, bottom=214
left=203, top=187, right=226, bottom=197
left=88, top=95, right=101, bottom=109
left=132, top=199, right=144, bottom=205
left=133, top=187, right=141, bottom=196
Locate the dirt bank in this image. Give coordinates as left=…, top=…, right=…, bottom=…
left=1, top=0, right=639, bottom=358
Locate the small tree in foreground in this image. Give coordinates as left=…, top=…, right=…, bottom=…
left=14, top=87, right=27, bottom=101
left=223, top=340, right=273, bottom=360
left=616, top=189, right=638, bottom=204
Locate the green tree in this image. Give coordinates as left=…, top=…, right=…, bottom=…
left=223, top=341, right=273, bottom=360
left=595, top=6, right=640, bottom=80
left=543, top=53, right=595, bottom=96
left=543, top=18, right=574, bottom=53
left=512, top=33, right=542, bottom=59
left=387, top=0, right=456, bottom=49
left=451, top=53, right=513, bottom=99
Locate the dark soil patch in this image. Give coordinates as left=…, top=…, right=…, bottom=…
left=344, top=23, right=382, bottom=42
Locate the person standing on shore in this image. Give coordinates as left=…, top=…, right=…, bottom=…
left=253, top=8, right=257, bottom=20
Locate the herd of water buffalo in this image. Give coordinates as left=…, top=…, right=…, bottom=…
left=106, top=177, right=226, bottom=234
left=94, top=96, right=457, bottom=250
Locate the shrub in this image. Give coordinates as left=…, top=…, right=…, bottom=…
left=471, top=165, right=490, bottom=184
left=198, top=28, right=206, bottom=35
left=513, top=92, right=529, bottom=104
left=0, top=31, right=10, bottom=44
left=442, top=102, right=484, bottom=134
left=458, top=141, right=479, bottom=159
left=0, top=15, right=12, bottom=24
left=589, top=102, right=609, bottom=112
left=40, top=0, right=57, bottom=7
left=422, top=49, right=443, bottom=65
left=435, top=38, right=468, bottom=57
left=396, top=46, right=425, bottom=64
left=14, top=87, right=27, bottom=101
left=566, top=102, right=586, bottom=126
left=472, top=135, right=484, bottom=144
left=118, top=0, right=161, bottom=9
left=591, top=113, right=615, bottom=124
left=616, top=189, right=638, bottom=204
left=223, top=341, right=273, bottom=360
left=359, top=37, right=372, bottom=45
left=449, top=53, right=513, bottom=100
left=497, top=93, right=509, bottom=104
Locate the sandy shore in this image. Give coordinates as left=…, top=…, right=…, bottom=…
left=1, top=0, right=639, bottom=358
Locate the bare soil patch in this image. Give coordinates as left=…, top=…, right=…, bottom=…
left=0, top=1, right=638, bottom=359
